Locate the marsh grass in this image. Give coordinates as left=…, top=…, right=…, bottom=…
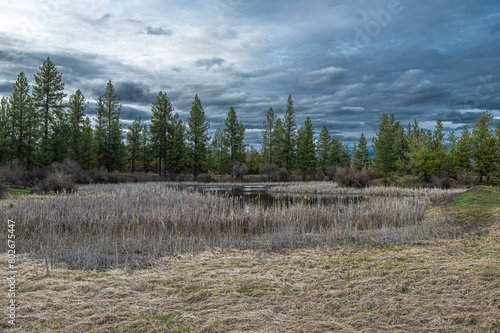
left=0, top=183, right=462, bottom=270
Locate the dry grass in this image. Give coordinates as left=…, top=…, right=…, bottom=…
left=2, top=223, right=499, bottom=332
left=0, top=183, right=461, bottom=270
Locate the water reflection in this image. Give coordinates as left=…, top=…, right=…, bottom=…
left=190, top=185, right=363, bottom=211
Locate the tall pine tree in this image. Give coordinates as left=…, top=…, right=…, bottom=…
left=296, top=116, right=316, bottom=180
left=32, top=57, right=66, bottom=166
left=261, top=107, right=277, bottom=165
left=94, top=81, right=124, bottom=172
left=282, top=95, right=297, bottom=171
left=67, top=89, right=88, bottom=164
left=224, top=106, right=245, bottom=176
left=187, top=95, right=210, bottom=180
left=150, top=91, right=173, bottom=176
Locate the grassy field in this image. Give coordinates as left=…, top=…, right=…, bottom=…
left=1, top=184, right=499, bottom=332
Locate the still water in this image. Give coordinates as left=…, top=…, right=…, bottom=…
left=186, top=185, right=363, bottom=211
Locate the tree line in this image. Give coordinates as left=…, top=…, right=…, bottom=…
left=1, top=58, right=500, bottom=183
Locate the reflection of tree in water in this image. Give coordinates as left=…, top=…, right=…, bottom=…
left=196, top=185, right=365, bottom=211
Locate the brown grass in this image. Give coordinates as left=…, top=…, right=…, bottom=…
left=1, top=223, right=499, bottom=332
left=0, top=183, right=461, bottom=270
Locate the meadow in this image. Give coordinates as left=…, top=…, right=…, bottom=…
left=1, top=183, right=499, bottom=332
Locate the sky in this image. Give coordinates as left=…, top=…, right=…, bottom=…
left=1, top=0, right=500, bottom=149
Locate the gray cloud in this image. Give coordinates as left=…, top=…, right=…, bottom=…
left=143, top=26, right=174, bottom=36
left=0, top=0, right=499, bottom=149
left=194, top=57, right=226, bottom=70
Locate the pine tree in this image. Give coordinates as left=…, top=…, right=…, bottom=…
left=471, top=111, right=496, bottom=182
left=282, top=95, right=297, bottom=171
left=262, top=107, right=277, bottom=165
left=317, top=126, right=332, bottom=171
left=150, top=91, right=173, bottom=176
left=209, top=128, right=228, bottom=176
left=296, top=117, right=316, bottom=180
left=32, top=57, right=66, bottom=166
left=94, top=81, right=124, bottom=172
left=80, top=116, right=95, bottom=170
left=373, top=114, right=397, bottom=176
left=248, top=146, right=262, bottom=174
left=327, top=138, right=343, bottom=167
left=187, top=95, right=210, bottom=180
left=10, top=72, right=38, bottom=169
left=352, top=133, right=371, bottom=171
left=273, top=118, right=286, bottom=168
left=67, top=89, right=88, bottom=164
left=166, top=113, right=187, bottom=175
left=140, top=125, right=154, bottom=173
left=224, top=106, right=245, bottom=176
left=126, top=116, right=143, bottom=173
left=0, top=97, right=12, bottom=163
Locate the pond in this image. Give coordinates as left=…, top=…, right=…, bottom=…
left=185, top=185, right=363, bottom=211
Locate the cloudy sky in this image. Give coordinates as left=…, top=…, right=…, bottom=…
left=1, top=0, right=499, bottom=148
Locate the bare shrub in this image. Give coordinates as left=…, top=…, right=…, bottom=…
left=233, top=163, right=248, bottom=180
left=89, top=168, right=124, bottom=184
left=0, top=159, right=27, bottom=186
left=263, top=164, right=280, bottom=182
left=36, top=171, right=77, bottom=194
left=47, top=160, right=92, bottom=184
left=325, top=165, right=337, bottom=181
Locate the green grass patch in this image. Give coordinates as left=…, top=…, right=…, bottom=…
left=449, top=186, right=500, bottom=211
left=448, top=186, right=500, bottom=223
left=4, top=183, right=31, bottom=195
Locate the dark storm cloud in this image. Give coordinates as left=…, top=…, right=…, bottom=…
left=1, top=0, right=500, bottom=149
left=120, top=106, right=151, bottom=122
left=114, top=81, right=158, bottom=105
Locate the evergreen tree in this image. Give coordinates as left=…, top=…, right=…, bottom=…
left=166, top=113, right=187, bottom=174
left=352, top=133, right=371, bottom=171
left=317, top=126, right=332, bottom=171
left=393, top=122, right=409, bottom=175
left=209, top=128, right=228, bottom=176
left=140, top=124, right=154, bottom=173
left=282, top=95, right=297, bottom=170
left=224, top=106, right=245, bottom=175
left=187, top=95, right=210, bottom=180
left=373, top=114, right=397, bottom=176
left=150, top=91, right=173, bottom=176
left=248, top=146, right=263, bottom=174
left=67, top=89, right=88, bottom=164
left=471, top=111, right=496, bottom=182
left=261, top=107, right=277, bottom=165
left=273, top=118, right=286, bottom=168
left=32, top=57, right=66, bottom=166
left=10, top=72, right=38, bottom=169
left=327, top=138, right=343, bottom=167
left=80, top=116, right=95, bottom=170
left=0, top=97, right=12, bottom=163
left=126, top=116, right=143, bottom=173
left=296, top=117, right=316, bottom=180
left=94, top=81, right=124, bottom=172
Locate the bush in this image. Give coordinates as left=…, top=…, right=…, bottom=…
left=0, top=160, right=27, bottom=186
left=37, top=171, right=77, bottom=194
left=89, top=169, right=124, bottom=184
left=0, top=184, right=8, bottom=199
left=263, top=164, right=280, bottom=182
left=334, top=167, right=377, bottom=187
left=325, top=165, right=338, bottom=181
left=314, top=169, right=325, bottom=181
left=48, top=160, right=92, bottom=184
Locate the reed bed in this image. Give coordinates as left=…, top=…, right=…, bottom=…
left=0, top=183, right=459, bottom=270
left=269, top=182, right=465, bottom=197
